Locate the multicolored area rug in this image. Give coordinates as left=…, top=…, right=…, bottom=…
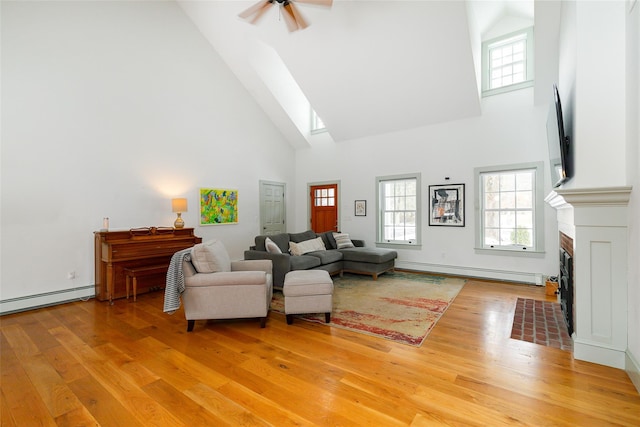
left=271, top=272, right=466, bottom=346
left=510, top=298, right=573, bottom=351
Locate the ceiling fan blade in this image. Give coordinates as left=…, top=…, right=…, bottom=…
left=294, top=0, right=333, bottom=7
left=249, top=3, right=274, bottom=24
left=287, top=2, right=309, bottom=30
left=281, top=3, right=300, bottom=32
left=238, top=0, right=272, bottom=20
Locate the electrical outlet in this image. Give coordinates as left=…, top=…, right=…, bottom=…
left=67, top=271, right=76, bottom=279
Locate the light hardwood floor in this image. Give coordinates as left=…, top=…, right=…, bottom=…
left=2, top=274, right=639, bottom=426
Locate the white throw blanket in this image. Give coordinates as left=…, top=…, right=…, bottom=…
left=163, top=248, right=192, bottom=314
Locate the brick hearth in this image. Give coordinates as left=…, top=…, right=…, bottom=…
left=510, top=298, right=573, bottom=352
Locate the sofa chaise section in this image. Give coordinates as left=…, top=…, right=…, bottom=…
left=340, top=246, right=398, bottom=280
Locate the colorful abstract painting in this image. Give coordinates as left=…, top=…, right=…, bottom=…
left=199, top=188, right=238, bottom=225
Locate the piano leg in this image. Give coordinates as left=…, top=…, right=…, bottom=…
left=106, top=263, right=114, bottom=305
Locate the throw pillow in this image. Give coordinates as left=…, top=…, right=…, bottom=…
left=333, top=232, right=355, bottom=249
left=265, top=237, right=282, bottom=254
left=190, top=239, right=231, bottom=273
left=289, top=237, right=326, bottom=256
left=321, top=231, right=338, bottom=250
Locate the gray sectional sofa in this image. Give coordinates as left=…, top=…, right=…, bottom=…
left=244, top=230, right=397, bottom=289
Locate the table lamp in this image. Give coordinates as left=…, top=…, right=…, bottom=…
left=172, top=198, right=188, bottom=229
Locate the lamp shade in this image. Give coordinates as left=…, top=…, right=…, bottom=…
left=171, top=198, right=188, bottom=213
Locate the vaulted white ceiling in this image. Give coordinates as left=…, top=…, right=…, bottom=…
left=177, top=1, right=547, bottom=148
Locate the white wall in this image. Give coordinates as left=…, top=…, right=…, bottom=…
left=567, top=1, right=628, bottom=189
left=294, top=88, right=558, bottom=283
left=626, top=0, right=640, bottom=388
left=0, top=1, right=295, bottom=312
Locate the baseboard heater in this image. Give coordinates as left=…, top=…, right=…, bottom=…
left=0, top=285, right=95, bottom=315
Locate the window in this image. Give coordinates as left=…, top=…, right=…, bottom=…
left=475, top=162, right=544, bottom=253
left=313, top=187, right=335, bottom=206
left=482, top=27, right=534, bottom=97
left=310, top=109, right=326, bottom=134
left=376, top=174, right=421, bottom=246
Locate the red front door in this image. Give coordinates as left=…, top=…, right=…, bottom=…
left=310, top=184, right=338, bottom=233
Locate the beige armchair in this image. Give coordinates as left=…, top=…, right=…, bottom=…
left=178, top=240, right=273, bottom=332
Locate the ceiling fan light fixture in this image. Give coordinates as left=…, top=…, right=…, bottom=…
left=239, top=0, right=332, bottom=32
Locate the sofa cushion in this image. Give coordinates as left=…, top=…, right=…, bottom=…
left=289, top=237, right=326, bottom=256
left=289, top=254, right=322, bottom=270
left=333, top=232, right=355, bottom=249
left=265, top=237, right=282, bottom=254
left=190, top=239, right=231, bottom=273
left=255, top=233, right=289, bottom=252
left=289, top=230, right=318, bottom=243
left=340, top=247, right=397, bottom=263
left=185, top=271, right=266, bottom=287
left=306, top=249, right=343, bottom=265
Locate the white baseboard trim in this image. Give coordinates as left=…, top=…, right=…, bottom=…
left=395, top=261, right=543, bottom=285
left=573, top=338, right=627, bottom=369
left=0, top=285, right=95, bottom=315
left=627, top=351, right=640, bottom=394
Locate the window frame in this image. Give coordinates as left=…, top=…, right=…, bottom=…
left=474, top=162, right=545, bottom=255
left=376, top=173, right=421, bottom=247
left=481, top=27, right=534, bottom=97
left=310, top=108, right=327, bottom=134
left=313, top=186, right=335, bottom=207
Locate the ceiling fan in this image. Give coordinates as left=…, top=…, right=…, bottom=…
left=239, top=0, right=333, bottom=32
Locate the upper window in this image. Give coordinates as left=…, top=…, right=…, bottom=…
left=474, top=162, right=544, bottom=253
left=376, top=174, right=421, bottom=246
left=313, top=187, right=335, bottom=206
left=310, top=109, right=327, bottom=134
left=482, top=27, right=534, bottom=97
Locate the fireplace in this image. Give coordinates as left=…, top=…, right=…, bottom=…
left=559, top=232, right=574, bottom=336
left=546, top=187, right=631, bottom=368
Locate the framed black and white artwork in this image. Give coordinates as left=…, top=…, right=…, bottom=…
left=429, top=184, right=464, bottom=227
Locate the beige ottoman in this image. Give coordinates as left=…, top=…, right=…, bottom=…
left=283, top=270, right=334, bottom=325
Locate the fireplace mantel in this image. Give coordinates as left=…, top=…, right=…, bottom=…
left=546, top=186, right=632, bottom=209
left=546, top=185, right=632, bottom=369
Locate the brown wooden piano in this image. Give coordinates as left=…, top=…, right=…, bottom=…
left=94, top=227, right=201, bottom=303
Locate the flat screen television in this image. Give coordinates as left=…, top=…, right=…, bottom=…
left=546, top=84, right=571, bottom=188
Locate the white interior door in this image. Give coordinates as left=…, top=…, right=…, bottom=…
left=260, top=181, right=286, bottom=235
